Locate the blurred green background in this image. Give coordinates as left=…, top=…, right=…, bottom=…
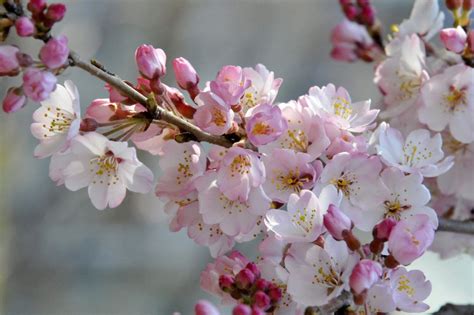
left=0, top=0, right=472, bottom=314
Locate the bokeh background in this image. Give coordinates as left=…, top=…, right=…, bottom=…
left=0, top=0, right=473, bottom=314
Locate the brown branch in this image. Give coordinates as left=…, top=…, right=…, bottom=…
left=307, top=291, right=351, bottom=315
left=67, top=51, right=233, bottom=148
left=434, top=303, right=474, bottom=315
left=438, top=218, right=474, bottom=235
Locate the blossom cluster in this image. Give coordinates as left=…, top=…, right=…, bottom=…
left=0, top=0, right=473, bottom=314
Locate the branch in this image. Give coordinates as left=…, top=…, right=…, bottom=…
left=307, top=291, right=351, bottom=315
left=434, top=303, right=474, bottom=315
left=437, top=218, right=474, bottom=235
left=67, top=51, right=234, bottom=148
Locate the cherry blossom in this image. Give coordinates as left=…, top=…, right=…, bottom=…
left=31, top=80, right=80, bottom=158
left=245, top=103, right=287, bottom=146
left=397, top=0, right=445, bottom=41
left=377, top=124, right=454, bottom=177
left=330, top=19, right=377, bottom=62
left=241, top=64, right=282, bottom=114
left=52, top=132, right=154, bottom=210
left=210, top=65, right=250, bottom=106
left=194, top=91, right=234, bottom=135
left=389, top=267, right=431, bottom=312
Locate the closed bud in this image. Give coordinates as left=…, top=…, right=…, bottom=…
left=15, top=17, right=35, bottom=37
left=463, top=0, right=473, bottom=10
left=268, top=286, right=282, bottom=302
left=253, top=291, right=270, bottom=310
left=135, top=44, right=166, bottom=80
left=468, top=30, right=474, bottom=53
left=323, top=204, right=352, bottom=240
left=232, top=304, right=251, bottom=315
left=251, top=307, right=265, bottom=315
left=173, top=57, right=199, bottom=90
left=0, top=45, right=20, bottom=76
left=235, top=268, right=256, bottom=290
left=2, top=87, right=26, bottom=113
left=22, top=68, right=57, bottom=102
left=79, top=118, right=98, bottom=132
left=445, top=0, right=462, bottom=10
left=440, top=26, right=467, bottom=53
left=27, top=0, right=47, bottom=14
left=360, top=5, right=375, bottom=25
left=372, top=218, right=397, bottom=241
left=39, top=35, right=70, bottom=69
left=255, top=278, right=269, bottom=291
left=343, top=4, right=359, bottom=21
left=245, top=262, right=261, bottom=279
left=46, top=3, right=67, bottom=22
left=349, top=260, right=382, bottom=295
left=218, top=274, right=234, bottom=292
left=195, top=300, right=220, bottom=315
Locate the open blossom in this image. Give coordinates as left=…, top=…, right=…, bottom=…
left=330, top=19, right=376, bottom=62
left=388, top=214, right=435, bottom=265
left=377, top=124, right=454, bottom=177
left=194, top=91, right=234, bottom=135
left=52, top=132, right=153, bottom=210
left=210, top=65, right=250, bottom=106
left=301, top=84, right=378, bottom=133
left=398, top=0, right=444, bottom=41
left=375, top=34, right=429, bottom=118
left=362, top=168, right=438, bottom=232
left=246, top=103, right=287, bottom=146
left=155, top=140, right=206, bottom=199
left=196, top=172, right=271, bottom=237
left=39, top=35, right=69, bottom=69
left=316, top=152, right=384, bottom=216
left=388, top=267, right=431, bottom=313
left=241, top=64, right=282, bottom=114
left=260, top=101, right=330, bottom=160
left=262, top=149, right=317, bottom=203
left=0, top=45, right=20, bottom=76
left=418, top=64, right=474, bottom=144
left=265, top=186, right=341, bottom=243
left=31, top=81, right=81, bottom=158
left=286, top=237, right=358, bottom=306
left=22, top=68, right=57, bottom=102
left=216, top=147, right=265, bottom=202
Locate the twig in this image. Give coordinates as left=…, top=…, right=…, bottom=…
left=67, top=51, right=233, bottom=148
left=434, top=303, right=474, bottom=315
left=307, top=291, right=351, bottom=315
left=437, top=218, right=474, bottom=235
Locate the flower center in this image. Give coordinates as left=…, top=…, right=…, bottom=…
left=384, top=200, right=411, bottom=221
left=312, top=265, right=342, bottom=294
left=444, top=86, right=467, bottom=112
left=333, top=97, right=352, bottom=119
left=90, top=151, right=121, bottom=185
left=398, top=75, right=421, bottom=101
left=397, top=275, right=415, bottom=297
left=176, top=149, right=194, bottom=185
left=331, top=176, right=353, bottom=197
left=291, top=207, right=316, bottom=233
left=212, top=108, right=226, bottom=126
left=229, top=154, right=251, bottom=176
left=42, top=106, right=74, bottom=138
left=252, top=122, right=273, bottom=136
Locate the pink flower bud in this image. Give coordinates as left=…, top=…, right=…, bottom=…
left=463, top=0, right=473, bottom=10
left=235, top=268, right=256, bottom=290
left=343, top=4, right=359, bottom=20
left=349, top=259, right=383, bottom=295
left=173, top=57, right=199, bottom=89
left=255, top=278, right=269, bottom=291
left=323, top=204, right=352, bottom=240
left=135, top=44, right=166, bottom=80
left=218, top=274, right=234, bottom=291
left=253, top=291, right=271, bottom=310
left=373, top=218, right=397, bottom=241
left=15, top=17, right=35, bottom=37
left=268, top=285, right=282, bottom=302
left=445, top=0, right=462, bottom=10
left=232, top=304, right=251, bottom=315
left=2, top=87, right=26, bottom=113
left=27, top=0, right=47, bottom=14
left=388, top=214, right=435, bottom=265
left=360, top=5, right=375, bottom=25
left=245, top=262, right=261, bottom=279
left=0, top=45, right=20, bottom=76
left=440, top=27, right=467, bottom=53
left=251, top=307, right=265, bottom=315
left=46, top=3, right=67, bottom=22
left=16, top=52, right=34, bottom=68
left=195, top=300, right=220, bottom=315
left=22, top=68, right=57, bottom=102
left=39, top=35, right=69, bottom=69
left=468, top=30, right=474, bottom=53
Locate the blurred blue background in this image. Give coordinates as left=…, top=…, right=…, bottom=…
left=0, top=0, right=472, bottom=314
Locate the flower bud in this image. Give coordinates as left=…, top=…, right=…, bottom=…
left=360, top=4, right=375, bottom=25
left=463, top=0, right=473, bottom=10
left=372, top=218, right=397, bottom=241
left=173, top=57, right=199, bottom=89
left=343, top=4, right=359, bottom=20
left=0, top=45, right=20, bottom=76
left=135, top=44, right=166, bottom=80
left=195, top=300, right=220, bottom=315
left=27, top=0, right=47, bottom=14
left=253, top=291, right=270, bottom=310
left=218, top=274, right=234, bottom=292
left=387, top=214, right=435, bottom=265
left=349, top=259, right=382, bottom=295
left=468, top=30, right=474, bottom=53
left=251, top=307, right=265, bottom=315
left=79, top=118, right=98, bottom=132
left=46, top=3, right=67, bottom=22
left=39, top=35, right=70, bottom=69
left=254, top=278, right=269, bottom=291
left=440, top=27, right=467, bottom=53
left=232, top=304, right=251, bottom=315
left=235, top=268, right=256, bottom=290
left=22, top=68, right=57, bottom=102
left=16, top=52, right=34, bottom=68
left=245, top=262, right=261, bottom=279
left=267, top=285, right=282, bottom=303
left=445, top=0, right=462, bottom=10
left=323, top=204, right=352, bottom=240
left=2, top=87, right=26, bottom=113
left=15, top=17, right=35, bottom=37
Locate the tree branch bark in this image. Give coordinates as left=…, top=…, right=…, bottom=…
left=307, top=291, right=351, bottom=315
left=438, top=218, right=474, bottom=235
left=67, top=51, right=234, bottom=148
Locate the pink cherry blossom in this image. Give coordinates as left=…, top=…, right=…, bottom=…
left=196, top=172, right=271, bottom=237
left=155, top=140, right=206, bottom=199
left=262, top=149, right=317, bottom=203
left=398, top=0, right=445, bottom=41
left=389, top=267, right=431, bottom=312
left=194, top=91, right=234, bottom=135
left=246, top=103, right=287, bottom=146
left=0, top=45, right=20, bottom=76
left=377, top=124, right=454, bottom=177
left=241, top=64, right=282, bottom=114
left=286, top=237, right=358, bottom=306
left=265, top=186, right=341, bottom=243
left=388, top=214, right=435, bottom=265
left=210, top=65, right=250, bottom=106
left=52, top=132, right=154, bottom=210
left=216, top=147, right=265, bottom=202
left=440, top=26, right=467, bottom=53
left=135, top=44, right=166, bottom=80
left=39, top=35, right=69, bottom=69
left=22, top=68, right=57, bottom=102
left=195, top=300, right=220, bottom=315
left=349, top=259, right=383, bottom=295
left=2, top=87, right=26, bottom=113
left=418, top=64, right=474, bottom=143
left=15, top=17, right=35, bottom=37
left=260, top=101, right=330, bottom=160
left=330, top=19, right=376, bottom=62
left=31, top=80, right=81, bottom=158
left=302, top=84, right=378, bottom=133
